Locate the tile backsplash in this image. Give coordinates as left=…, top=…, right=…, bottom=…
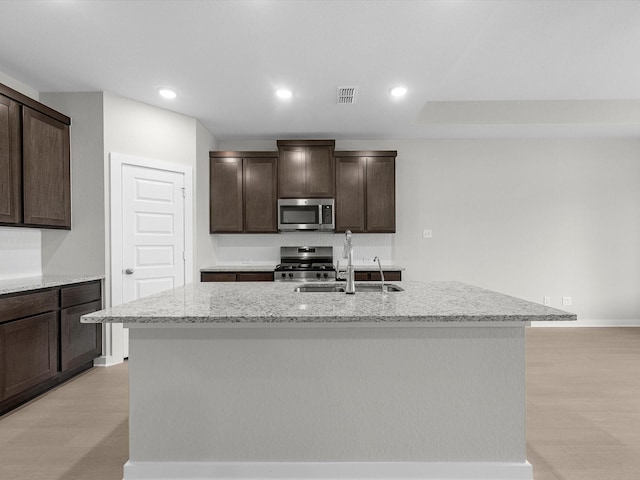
left=215, top=232, right=394, bottom=266
left=0, top=227, right=42, bottom=279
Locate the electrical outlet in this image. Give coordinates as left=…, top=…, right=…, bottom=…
left=562, top=296, right=572, bottom=306
left=543, top=296, right=551, bottom=306
left=422, top=229, right=433, bottom=239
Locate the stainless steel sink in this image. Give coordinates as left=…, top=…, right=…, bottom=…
left=355, top=283, right=404, bottom=292
left=293, top=285, right=346, bottom=293
left=293, top=283, right=403, bottom=293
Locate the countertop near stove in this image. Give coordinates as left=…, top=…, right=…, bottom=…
left=0, top=274, right=105, bottom=296
left=82, top=280, right=575, bottom=325
left=199, top=264, right=405, bottom=272
left=200, top=265, right=275, bottom=272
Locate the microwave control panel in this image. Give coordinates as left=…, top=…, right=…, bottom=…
left=322, top=204, right=333, bottom=224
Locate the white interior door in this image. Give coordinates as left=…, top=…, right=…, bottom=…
left=121, top=164, right=186, bottom=357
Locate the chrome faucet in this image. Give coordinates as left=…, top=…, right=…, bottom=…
left=373, top=256, right=388, bottom=294
left=343, top=230, right=355, bottom=294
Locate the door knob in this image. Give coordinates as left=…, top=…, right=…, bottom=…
left=125, top=268, right=134, bottom=275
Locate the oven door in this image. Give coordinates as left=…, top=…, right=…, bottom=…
left=278, top=199, right=324, bottom=231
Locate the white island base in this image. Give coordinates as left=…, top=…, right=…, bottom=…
left=123, top=323, right=532, bottom=480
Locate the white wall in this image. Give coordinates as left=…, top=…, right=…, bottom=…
left=0, top=227, right=41, bottom=279
left=0, top=70, right=38, bottom=100
left=39, top=92, right=106, bottom=276
left=103, top=92, right=199, bottom=292
left=0, top=71, right=42, bottom=279
left=218, top=138, right=640, bottom=324
left=195, top=120, right=217, bottom=274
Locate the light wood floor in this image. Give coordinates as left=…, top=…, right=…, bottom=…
left=0, top=328, right=638, bottom=480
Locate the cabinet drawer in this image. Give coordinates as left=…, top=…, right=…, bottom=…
left=371, top=271, right=402, bottom=282
left=0, top=289, right=58, bottom=324
left=60, top=281, right=101, bottom=308
left=354, top=272, right=370, bottom=281
left=201, top=272, right=237, bottom=282
left=236, top=272, right=274, bottom=282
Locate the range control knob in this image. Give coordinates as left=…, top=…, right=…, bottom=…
left=288, top=273, right=294, bottom=278
left=316, top=273, right=321, bottom=278
left=323, top=273, right=329, bottom=278
left=281, top=273, right=286, bottom=279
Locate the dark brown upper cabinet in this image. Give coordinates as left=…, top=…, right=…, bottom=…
left=22, top=107, right=71, bottom=228
left=277, top=140, right=335, bottom=198
left=210, top=152, right=278, bottom=233
left=335, top=151, right=396, bottom=233
left=0, top=83, right=71, bottom=229
left=0, top=93, right=21, bottom=224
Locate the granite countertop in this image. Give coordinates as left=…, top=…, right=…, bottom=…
left=200, top=264, right=404, bottom=272
left=0, top=274, right=105, bottom=296
left=82, top=280, right=576, bottom=325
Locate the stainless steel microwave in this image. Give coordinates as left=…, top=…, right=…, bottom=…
left=277, top=198, right=335, bottom=232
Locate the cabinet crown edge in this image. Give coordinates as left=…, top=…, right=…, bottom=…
left=0, top=82, right=71, bottom=125
left=335, top=150, right=397, bottom=157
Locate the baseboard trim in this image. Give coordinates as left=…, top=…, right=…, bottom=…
left=123, top=461, right=533, bottom=480
left=531, top=319, right=640, bottom=327
left=93, top=355, right=124, bottom=367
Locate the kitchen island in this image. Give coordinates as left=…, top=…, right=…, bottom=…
left=83, top=281, right=575, bottom=480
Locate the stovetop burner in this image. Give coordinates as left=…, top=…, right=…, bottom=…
left=274, top=246, right=336, bottom=281
left=275, top=262, right=334, bottom=271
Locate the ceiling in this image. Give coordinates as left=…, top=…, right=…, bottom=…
left=1, top=0, right=640, bottom=140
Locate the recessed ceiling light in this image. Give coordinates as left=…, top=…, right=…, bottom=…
left=157, top=87, right=177, bottom=99
left=276, top=88, right=292, bottom=99
left=390, top=86, right=408, bottom=97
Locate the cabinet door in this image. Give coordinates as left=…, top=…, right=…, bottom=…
left=0, top=94, right=21, bottom=224
left=0, top=312, right=58, bottom=401
left=306, top=146, right=335, bottom=198
left=244, top=157, right=277, bottom=232
left=335, top=157, right=365, bottom=232
left=210, top=157, right=243, bottom=232
left=60, top=300, right=102, bottom=372
left=22, top=107, right=71, bottom=228
left=366, top=157, right=396, bottom=233
left=278, top=147, right=306, bottom=198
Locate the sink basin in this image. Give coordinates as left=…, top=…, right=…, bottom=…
left=293, top=283, right=403, bottom=293
left=293, top=285, right=346, bottom=293
left=354, top=283, right=404, bottom=292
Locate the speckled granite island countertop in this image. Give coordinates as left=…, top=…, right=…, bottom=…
left=0, top=274, right=104, bottom=295
left=82, top=280, right=575, bottom=325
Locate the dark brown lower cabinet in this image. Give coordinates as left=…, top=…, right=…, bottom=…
left=61, top=300, right=102, bottom=372
left=355, top=271, right=402, bottom=282
left=0, top=311, right=57, bottom=401
left=0, top=280, right=102, bottom=415
left=201, top=272, right=273, bottom=282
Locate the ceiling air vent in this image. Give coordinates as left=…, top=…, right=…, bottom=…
left=337, top=86, right=358, bottom=104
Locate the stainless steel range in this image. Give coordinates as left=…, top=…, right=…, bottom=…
left=274, top=246, right=336, bottom=282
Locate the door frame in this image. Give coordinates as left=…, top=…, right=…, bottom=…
left=99, top=152, right=193, bottom=366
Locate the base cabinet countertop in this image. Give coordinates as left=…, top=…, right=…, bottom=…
left=82, top=281, right=575, bottom=480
